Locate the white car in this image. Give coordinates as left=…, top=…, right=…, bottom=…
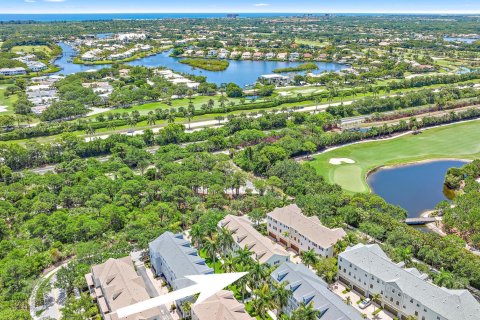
left=359, top=298, right=372, bottom=309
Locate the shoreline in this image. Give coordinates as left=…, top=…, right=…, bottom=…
left=364, top=157, right=472, bottom=185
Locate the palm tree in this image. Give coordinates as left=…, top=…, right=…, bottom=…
left=249, top=261, right=267, bottom=289
left=234, top=246, right=253, bottom=266
left=251, top=283, right=274, bottom=320
left=85, top=125, right=95, bottom=139
left=345, top=296, right=352, bottom=305
left=218, top=227, right=234, bottom=254
left=300, top=249, right=318, bottom=268
left=223, top=256, right=235, bottom=273
left=272, top=281, right=292, bottom=317
left=372, top=293, right=382, bottom=313
left=291, top=302, right=320, bottom=320
left=203, top=234, right=219, bottom=272
left=167, top=113, right=176, bottom=124
left=235, top=262, right=250, bottom=302
left=147, top=114, right=156, bottom=126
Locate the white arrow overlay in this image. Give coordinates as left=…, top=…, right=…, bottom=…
left=116, top=272, right=247, bottom=319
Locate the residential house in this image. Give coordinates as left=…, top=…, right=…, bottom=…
left=258, top=74, right=291, bottom=87
left=191, top=290, right=253, bottom=320
left=253, top=52, right=264, bottom=60
left=277, top=52, right=288, bottom=60
left=289, top=52, right=300, bottom=61
left=230, top=51, right=242, bottom=59
left=85, top=256, right=171, bottom=320
left=241, top=52, right=252, bottom=60
left=303, top=53, right=313, bottom=60
left=149, top=232, right=213, bottom=315
left=271, top=262, right=363, bottom=320
left=265, top=52, right=276, bottom=60
left=207, top=49, right=218, bottom=57
left=267, top=204, right=346, bottom=257
left=218, top=215, right=289, bottom=266
left=338, top=244, right=480, bottom=320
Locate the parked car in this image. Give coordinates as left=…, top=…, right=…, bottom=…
left=359, top=298, right=372, bottom=309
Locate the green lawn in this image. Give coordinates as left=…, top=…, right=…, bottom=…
left=0, top=85, right=18, bottom=115
left=10, top=45, right=52, bottom=54
left=310, top=120, right=480, bottom=193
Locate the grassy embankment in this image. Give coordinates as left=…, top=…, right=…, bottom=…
left=179, top=58, right=229, bottom=71
left=310, top=119, right=480, bottom=193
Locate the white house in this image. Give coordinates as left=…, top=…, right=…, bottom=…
left=267, top=204, right=346, bottom=257
left=338, top=244, right=480, bottom=320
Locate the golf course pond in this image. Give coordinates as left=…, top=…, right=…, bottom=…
left=367, top=160, right=467, bottom=218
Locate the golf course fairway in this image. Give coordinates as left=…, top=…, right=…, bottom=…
left=310, top=119, right=480, bottom=193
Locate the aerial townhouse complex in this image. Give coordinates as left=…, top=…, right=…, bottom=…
left=219, top=214, right=290, bottom=266
left=338, top=244, right=480, bottom=320
left=148, top=232, right=214, bottom=316
left=271, top=262, right=363, bottom=320
left=85, top=256, right=171, bottom=320
left=267, top=204, right=347, bottom=257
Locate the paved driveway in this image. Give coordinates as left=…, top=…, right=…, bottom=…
left=332, top=282, right=394, bottom=320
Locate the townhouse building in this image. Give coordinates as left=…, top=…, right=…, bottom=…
left=219, top=215, right=290, bottom=266
left=271, top=262, right=363, bottom=320
left=338, top=244, right=480, bottom=320
left=267, top=204, right=346, bottom=257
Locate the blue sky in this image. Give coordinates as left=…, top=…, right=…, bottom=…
left=2, top=0, right=480, bottom=14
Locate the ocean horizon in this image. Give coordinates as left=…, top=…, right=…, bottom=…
left=0, top=12, right=472, bottom=22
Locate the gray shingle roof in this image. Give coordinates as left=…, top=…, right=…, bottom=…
left=271, top=262, right=363, bottom=320
left=340, top=244, right=480, bottom=320
left=149, top=232, right=213, bottom=289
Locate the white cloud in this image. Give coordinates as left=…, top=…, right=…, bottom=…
left=24, top=0, right=36, bottom=2
left=44, top=0, right=66, bottom=2
left=254, top=3, right=270, bottom=7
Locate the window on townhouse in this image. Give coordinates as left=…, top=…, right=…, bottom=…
left=390, top=298, right=393, bottom=302
left=415, top=311, right=418, bottom=316
left=396, top=301, right=399, bottom=306
left=370, top=284, right=373, bottom=289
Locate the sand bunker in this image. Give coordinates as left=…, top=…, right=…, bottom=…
left=329, top=158, right=355, bottom=165
left=0, top=106, right=7, bottom=113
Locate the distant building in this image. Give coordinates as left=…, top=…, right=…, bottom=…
left=267, top=204, right=346, bottom=257
left=0, top=67, right=27, bottom=76
left=218, top=215, right=290, bottom=266
left=191, top=290, right=253, bottom=320
left=258, top=74, right=291, bottom=87
left=85, top=256, right=170, bottom=320
left=271, top=262, right=363, bottom=320
left=338, top=244, right=480, bottom=320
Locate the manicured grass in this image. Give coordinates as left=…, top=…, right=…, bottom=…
left=0, top=85, right=18, bottom=115
left=87, top=95, right=257, bottom=118
left=295, top=38, right=328, bottom=47
left=10, top=45, right=51, bottom=54
left=310, top=120, right=480, bottom=193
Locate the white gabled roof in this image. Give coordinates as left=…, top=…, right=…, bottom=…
left=340, top=244, right=480, bottom=320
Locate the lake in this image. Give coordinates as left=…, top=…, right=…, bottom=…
left=54, top=42, right=346, bottom=87
left=367, top=160, right=467, bottom=218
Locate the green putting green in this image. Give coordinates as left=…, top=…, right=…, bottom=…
left=310, top=119, right=480, bottom=193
